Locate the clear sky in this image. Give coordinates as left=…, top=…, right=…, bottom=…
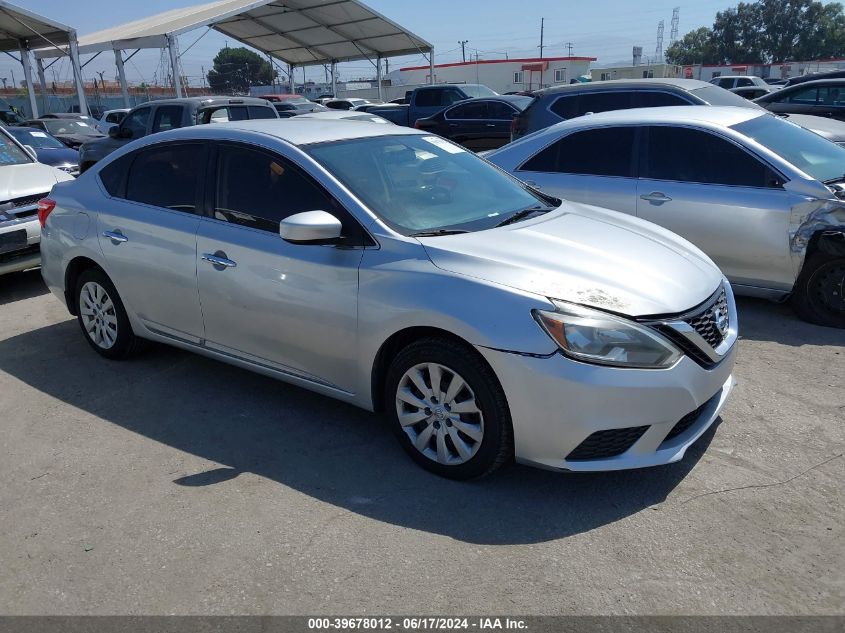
left=3, top=0, right=736, bottom=89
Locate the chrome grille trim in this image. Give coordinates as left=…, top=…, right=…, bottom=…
left=645, top=281, right=738, bottom=366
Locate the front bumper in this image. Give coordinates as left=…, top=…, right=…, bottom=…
left=0, top=213, right=40, bottom=276
left=477, top=344, right=736, bottom=471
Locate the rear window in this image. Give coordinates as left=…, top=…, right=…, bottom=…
left=689, top=85, right=762, bottom=109
left=248, top=106, right=277, bottom=119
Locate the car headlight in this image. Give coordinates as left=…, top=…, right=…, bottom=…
left=533, top=301, right=682, bottom=369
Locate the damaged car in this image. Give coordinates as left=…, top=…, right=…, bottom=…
left=488, top=107, right=845, bottom=328
left=40, top=120, right=736, bottom=478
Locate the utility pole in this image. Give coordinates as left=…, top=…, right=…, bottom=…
left=566, top=42, right=574, bottom=57
left=539, top=18, right=544, bottom=59
left=97, top=70, right=106, bottom=92
left=459, top=40, right=469, bottom=63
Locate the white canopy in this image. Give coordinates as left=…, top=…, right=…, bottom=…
left=0, top=1, right=88, bottom=116
left=37, top=0, right=433, bottom=66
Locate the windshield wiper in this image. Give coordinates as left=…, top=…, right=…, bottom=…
left=823, top=174, right=845, bottom=185
left=495, top=205, right=551, bottom=228
left=411, top=229, right=469, bottom=237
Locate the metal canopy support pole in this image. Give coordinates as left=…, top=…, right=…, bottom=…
left=167, top=35, right=183, bottom=98
left=429, top=49, right=435, bottom=84
left=288, top=63, right=294, bottom=92
left=114, top=49, right=130, bottom=107
left=376, top=55, right=383, bottom=101
left=18, top=42, right=38, bottom=118
left=68, top=34, right=89, bottom=115
left=36, top=57, right=48, bottom=115
left=331, top=60, right=337, bottom=96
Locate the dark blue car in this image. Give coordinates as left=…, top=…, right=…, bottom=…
left=4, top=126, right=79, bottom=176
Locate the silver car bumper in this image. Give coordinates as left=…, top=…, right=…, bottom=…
left=0, top=209, right=40, bottom=275
left=478, top=344, right=737, bottom=471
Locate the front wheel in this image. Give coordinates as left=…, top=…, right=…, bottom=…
left=385, top=337, right=513, bottom=479
left=792, top=254, right=845, bottom=328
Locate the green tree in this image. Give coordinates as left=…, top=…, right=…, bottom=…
left=712, top=2, right=766, bottom=64
left=207, top=46, right=275, bottom=93
left=665, top=27, right=719, bottom=64
left=670, top=0, right=845, bottom=65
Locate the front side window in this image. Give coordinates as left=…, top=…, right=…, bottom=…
left=0, top=131, right=31, bottom=165
left=214, top=145, right=340, bottom=234
left=106, top=112, right=125, bottom=124
left=645, top=126, right=772, bottom=187
left=307, top=135, right=548, bottom=235
left=784, top=87, right=818, bottom=104
left=248, top=106, right=277, bottom=119
left=519, top=127, right=636, bottom=177
left=125, top=143, right=204, bottom=211
left=152, top=106, right=183, bottom=133
left=414, top=90, right=440, bottom=107
left=122, top=107, right=150, bottom=138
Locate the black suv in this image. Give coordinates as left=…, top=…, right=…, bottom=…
left=78, top=96, right=278, bottom=172
left=511, top=78, right=760, bottom=140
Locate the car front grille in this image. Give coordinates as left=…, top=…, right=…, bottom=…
left=566, top=425, right=650, bottom=461
left=685, top=287, right=729, bottom=349
left=0, top=193, right=49, bottom=220
left=661, top=390, right=722, bottom=446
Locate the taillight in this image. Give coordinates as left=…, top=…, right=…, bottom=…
left=37, top=198, right=56, bottom=228
left=413, top=119, right=423, bottom=129
left=510, top=116, right=520, bottom=140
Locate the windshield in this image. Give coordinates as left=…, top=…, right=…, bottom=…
left=0, top=131, right=31, bottom=165
left=7, top=128, right=65, bottom=149
left=284, top=97, right=311, bottom=105
left=690, top=85, right=764, bottom=110
left=43, top=120, right=100, bottom=136
left=732, top=114, right=845, bottom=183
left=462, top=84, right=498, bottom=98
left=307, top=134, right=548, bottom=234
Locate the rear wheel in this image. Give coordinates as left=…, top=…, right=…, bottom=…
left=385, top=337, right=513, bottom=479
left=75, top=268, right=144, bottom=359
left=792, top=254, right=845, bottom=328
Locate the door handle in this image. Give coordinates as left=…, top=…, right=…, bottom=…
left=102, top=230, right=128, bottom=244
left=486, top=123, right=496, bottom=127
left=202, top=252, right=237, bottom=269
left=640, top=192, right=673, bottom=204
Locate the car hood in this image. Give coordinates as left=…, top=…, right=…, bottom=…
left=0, top=162, right=69, bottom=201
left=418, top=202, right=724, bottom=317
left=781, top=113, right=845, bottom=142
left=56, top=133, right=104, bottom=145
left=34, top=147, right=79, bottom=166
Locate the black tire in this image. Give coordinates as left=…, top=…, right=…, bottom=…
left=792, top=254, right=845, bottom=328
left=384, top=337, right=513, bottom=480
left=75, top=268, right=145, bottom=359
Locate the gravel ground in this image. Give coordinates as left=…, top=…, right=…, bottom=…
left=0, top=269, right=843, bottom=615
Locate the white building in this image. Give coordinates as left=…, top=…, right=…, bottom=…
left=683, top=59, right=845, bottom=82
left=391, top=56, right=596, bottom=94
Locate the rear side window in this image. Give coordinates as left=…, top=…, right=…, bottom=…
left=633, top=92, right=690, bottom=108
left=415, top=90, right=440, bottom=107
left=736, top=78, right=753, bottom=87
left=520, top=127, right=636, bottom=177
left=447, top=101, right=488, bottom=119
left=124, top=143, right=205, bottom=211
left=98, top=153, right=134, bottom=197
left=152, top=106, right=183, bottom=133
left=248, top=106, right=277, bottom=119
left=576, top=91, right=634, bottom=116
left=645, top=126, right=772, bottom=187
left=549, top=94, right=579, bottom=119
left=488, top=101, right=518, bottom=119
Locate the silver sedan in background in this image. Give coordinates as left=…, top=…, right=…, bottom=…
left=40, top=120, right=736, bottom=478
left=488, top=107, right=845, bottom=328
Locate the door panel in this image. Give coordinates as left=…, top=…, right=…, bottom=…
left=97, top=203, right=203, bottom=341
left=527, top=171, right=638, bottom=216
left=635, top=180, right=794, bottom=288
left=96, top=143, right=205, bottom=341
left=196, top=220, right=363, bottom=391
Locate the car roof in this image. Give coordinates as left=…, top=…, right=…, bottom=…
left=713, top=75, right=761, bottom=79
left=780, top=78, right=845, bottom=87
left=152, top=118, right=423, bottom=146
left=136, top=96, right=274, bottom=107
left=549, top=105, right=764, bottom=128
left=536, top=78, right=712, bottom=96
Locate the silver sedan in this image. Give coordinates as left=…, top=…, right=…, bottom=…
left=40, top=120, right=736, bottom=478
left=487, top=106, right=845, bottom=328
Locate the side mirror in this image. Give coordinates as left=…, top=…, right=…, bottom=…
left=108, top=125, right=120, bottom=138
left=23, top=145, right=38, bottom=160
left=279, top=211, right=343, bottom=244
